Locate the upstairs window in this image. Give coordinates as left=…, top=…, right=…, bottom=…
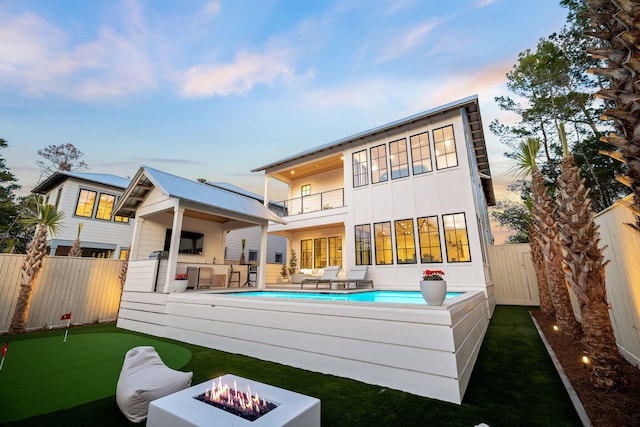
left=75, top=189, right=97, bottom=218
left=301, top=184, right=311, bottom=196
left=410, top=131, right=432, bottom=175
left=434, top=125, right=458, bottom=169
left=389, top=138, right=409, bottom=179
left=352, top=150, right=369, bottom=188
left=355, top=224, right=372, bottom=266
left=394, top=219, right=416, bottom=264
left=370, top=144, right=388, bottom=184
left=95, top=193, right=116, bottom=220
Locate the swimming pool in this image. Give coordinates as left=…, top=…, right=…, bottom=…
left=226, top=290, right=463, bottom=304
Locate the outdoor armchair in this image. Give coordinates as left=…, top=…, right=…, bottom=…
left=300, top=265, right=340, bottom=289
left=329, top=265, right=373, bottom=289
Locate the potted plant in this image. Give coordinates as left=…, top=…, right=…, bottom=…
left=279, top=264, right=289, bottom=283
left=419, top=269, right=446, bottom=305
left=239, top=239, right=246, bottom=264
left=173, top=273, right=188, bottom=292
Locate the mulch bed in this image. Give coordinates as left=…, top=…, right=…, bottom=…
left=531, top=310, right=640, bottom=427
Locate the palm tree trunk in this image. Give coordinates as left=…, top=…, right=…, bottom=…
left=557, top=154, right=623, bottom=390
left=532, top=169, right=582, bottom=340
left=8, top=225, right=48, bottom=334
left=530, top=230, right=555, bottom=317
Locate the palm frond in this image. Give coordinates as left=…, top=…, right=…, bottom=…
left=508, top=137, right=540, bottom=179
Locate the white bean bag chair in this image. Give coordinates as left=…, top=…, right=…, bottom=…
left=116, top=346, right=193, bottom=423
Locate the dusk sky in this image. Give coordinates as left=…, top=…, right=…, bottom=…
left=1, top=0, right=569, bottom=242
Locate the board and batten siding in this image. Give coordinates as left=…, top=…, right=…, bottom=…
left=487, top=244, right=539, bottom=306
left=0, top=254, right=124, bottom=333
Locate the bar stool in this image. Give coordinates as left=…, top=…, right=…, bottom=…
left=228, top=265, right=241, bottom=287
left=247, top=264, right=258, bottom=287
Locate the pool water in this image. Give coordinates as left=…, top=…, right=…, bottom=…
left=225, top=290, right=463, bottom=304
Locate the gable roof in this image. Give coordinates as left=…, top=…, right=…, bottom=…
left=32, top=171, right=131, bottom=194
left=114, top=166, right=285, bottom=224
left=251, top=95, right=495, bottom=205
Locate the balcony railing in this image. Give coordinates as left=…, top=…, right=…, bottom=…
left=272, top=188, right=344, bottom=217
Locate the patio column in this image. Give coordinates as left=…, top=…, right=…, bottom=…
left=163, top=206, right=184, bottom=293
left=130, top=217, right=145, bottom=260
left=258, top=223, right=268, bottom=288
left=263, top=174, right=271, bottom=207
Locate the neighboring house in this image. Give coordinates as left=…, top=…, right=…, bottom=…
left=252, top=95, right=496, bottom=299
left=206, top=182, right=287, bottom=265
left=32, top=171, right=132, bottom=259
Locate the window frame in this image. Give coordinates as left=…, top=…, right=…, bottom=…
left=417, top=216, right=443, bottom=263
left=370, top=144, right=388, bottom=184
left=352, top=149, right=369, bottom=188
left=328, top=236, right=342, bottom=267
left=374, top=221, right=393, bottom=265
left=314, top=238, right=327, bottom=268
left=389, top=138, right=410, bottom=179
left=394, top=219, right=417, bottom=264
left=410, top=131, right=433, bottom=175
left=433, top=124, right=458, bottom=170
left=354, top=224, right=372, bottom=266
left=442, top=212, right=472, bottom=263
left=95, top=192, right=116, bottom=221
left=74, top=189, right=97, bottom=218
left=300, top=239, right=313, bottom=269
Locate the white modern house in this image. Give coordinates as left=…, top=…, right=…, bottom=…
left=253, top=94, right=495, bottom=299
left=115, top=95, right=497, bottom=404
left=32, top=172, right=132, bottom=259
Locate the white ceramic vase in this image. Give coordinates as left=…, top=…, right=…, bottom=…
left=419, top=280, right=447, bottom=305
left=173, top=279, right=188, bottom=293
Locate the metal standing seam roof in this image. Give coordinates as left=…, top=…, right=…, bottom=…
left=32, top=171, right=131, bottom=194
left=115, top=166, right=285, bottom=224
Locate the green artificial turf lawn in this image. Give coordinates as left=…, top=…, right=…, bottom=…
left=0, top=331, right=191, bottom=423
left=1, top=307, right=583, bottom=427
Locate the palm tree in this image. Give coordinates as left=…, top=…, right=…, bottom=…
left=556, top=123, right=623, bottom=390
left=586, top=0, right=640, bottom=218
left=68, top=223, right=83, bottom=257
left=8, top=203, right=64, bottom=335
left=512, top=138, right=582, bottom=339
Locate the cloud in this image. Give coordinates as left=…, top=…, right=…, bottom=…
left=0, top=4, right=157, bottom=101
left=476, top=0, right=497, bottom=8
left=302, top=79, right=393, bottom=109
left=179, top=49, right=294, bottom=98
left=196, top=0, right=221, bottom=22
left=377, top=17, right=444, bottom=63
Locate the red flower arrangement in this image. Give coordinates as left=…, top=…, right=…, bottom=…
left=175, top=273, right=188, bottom=280
left=422, top=269, right=445, bottom=281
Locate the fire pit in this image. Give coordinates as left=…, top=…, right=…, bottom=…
left=147, top=374, right=320, bottom=427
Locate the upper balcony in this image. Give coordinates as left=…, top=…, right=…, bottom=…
left=272, top=188, right=344, bottom=217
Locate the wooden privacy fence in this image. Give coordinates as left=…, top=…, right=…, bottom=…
left=0, top=255, right=124, bottom=334
left=488, top=196, right=640, bottom=368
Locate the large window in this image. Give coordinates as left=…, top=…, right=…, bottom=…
left=418, top=216, right=442, bottom=263
left=394, top=219, right=416, bottom=264
left=442, top=213, right=471, bottom=262
left=328, top=236, right=342, bottom=267
left=75, top=189, right=96, bottom=217
left=434, top=125, right=458, bottom=169
left=374, top=222, right=393, bottom=265
left=352, top=150, right=369, bottom=188
left=95, top=193, right=116, bottom=220
left=410, top=131, right=432, bottom=175
left=355, top=224, right=372, bottom=265
left=314, top=238, right=327, bottom=268
left=300, top=239, right=313, bottom=269
left=370, top=144, right=388, bottom=184
left=389, top=138, right=409, bottom=179
left=164, top=230, right=204, bottom=254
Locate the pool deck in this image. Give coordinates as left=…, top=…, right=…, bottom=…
left=118, top=288, right=491, bottom=404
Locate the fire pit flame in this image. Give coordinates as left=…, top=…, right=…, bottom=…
left=193, top=377, right=278, bottom=421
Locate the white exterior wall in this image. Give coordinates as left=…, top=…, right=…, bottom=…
left=44, top=178, right=132, bottom=259
left=343, top=109, right=487, bottom=290
left=226, top=227, right=287, bottom=264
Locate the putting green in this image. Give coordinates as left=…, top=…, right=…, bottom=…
left=0, top=333, right=192, bottom=423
